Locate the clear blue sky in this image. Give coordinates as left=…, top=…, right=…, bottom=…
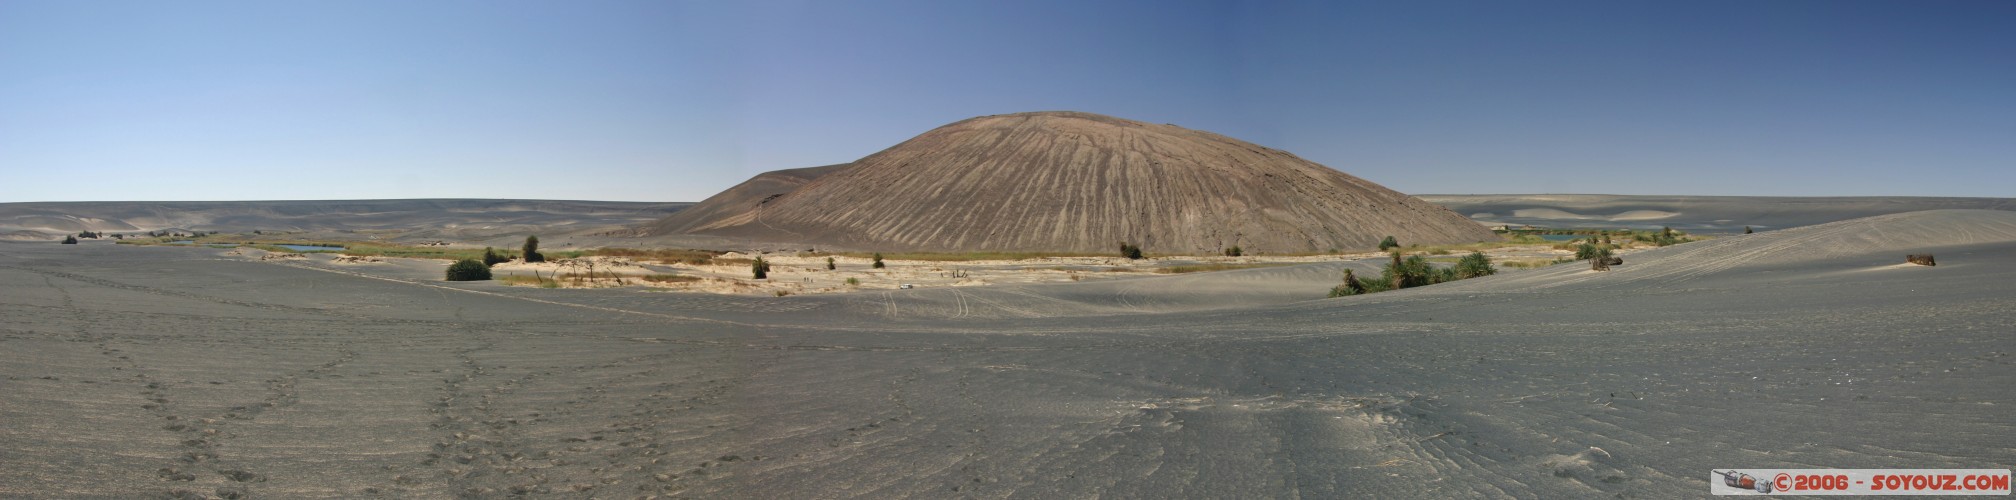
left=3, top=0, right=2011, bottom=202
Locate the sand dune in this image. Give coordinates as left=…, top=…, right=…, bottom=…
left=646, top=111, right=1499, bottom=253
left=4, top=209, right=2011, bottom=497
left=639, top=164, right=849, bottom=236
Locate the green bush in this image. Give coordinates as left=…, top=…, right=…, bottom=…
left=1576, top=243, right=1612, bottom=260
left=1590, top=245, right=1615, bottom=271
left=1454, top=251, right=1495, bottom=279
left=445, top=259, right=492, bottom=281
left=1393, top=254, right=1435, bottom=288
left=871, top=253, right=885, bottom=269
left=522, top=235, right=544, bottom=263
left=481, top=247, right=509, bottom=267
left=1378, top=236, right=1399, bottom=251
left=845, top=277, right=860, bottom=286
left=61, top=235, right=78, bottom=244
left=826, top=257, right=836, bottom=270
left=752, top=257, right=770, bottom=279
left=1119, top=242, right=1144, bottom=260
left=1223, top=245, right=1243, bottom=257
left=1329, top=251, right=1499, bottom=300
left=1329, top=268, right=1366, bottom=297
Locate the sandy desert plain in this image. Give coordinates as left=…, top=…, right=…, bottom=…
left=2, top=201, right=2013, bottom=498
left=3, top=105, right=2014, bottom=500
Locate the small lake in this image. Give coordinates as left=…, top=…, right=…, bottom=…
left=1536, top=234, right=1583, bottom=242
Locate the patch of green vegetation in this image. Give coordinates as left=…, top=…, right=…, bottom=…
left=445, top=259, right=492, bottom=281
left=332, top=243, right=493, bottom=261
left=1378, top=236, right=1400, bottom=251
left=641, top=274, right=700, bottom=284
left=1635, top=226, right=1694, bottom=246
left=1500, top=258, right=1574, bottom=269
left=482, top=247, right=512, bottom=266
left=1453, top=251, right=1496, bottom=279
left=1575, top=242, right=1605, bottom=261
left=522, top=235, right=544, bottom=263
left=1328, top=269, right=1366, bottom=297
left=1329, top=251, right=1497, bottom=299
left=246, top=244, right=337, bottom=254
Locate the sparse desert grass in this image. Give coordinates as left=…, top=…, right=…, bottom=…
left=499, top=275, right=560, bottom=288
left=577, top=247, right=726, bottom=265
left=337, top=243, right=494, bottom=261
left=1154, top=263, right=1294, bottom=274
left=247, top=244, right=339, bottom=254
left=1043, top=266, right=1139, bottom=273
left=1500, top=258, right=1575, bottom=269
left=641, top=273, right=701, bottom=284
